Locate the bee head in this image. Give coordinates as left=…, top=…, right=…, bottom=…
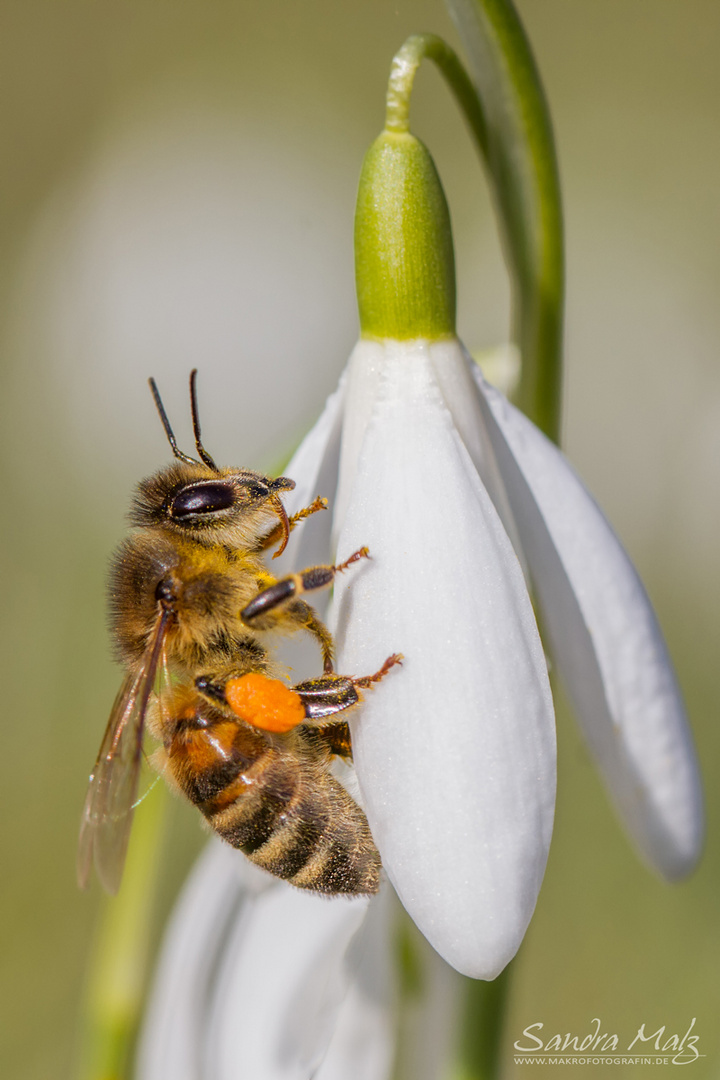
left=130, top=372, right=295, bottom=551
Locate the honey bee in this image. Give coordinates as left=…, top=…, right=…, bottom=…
left=78, top=371, right=401, bottom=897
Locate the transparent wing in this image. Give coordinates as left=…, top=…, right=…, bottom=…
left=77, top=611, right=172, bottom=894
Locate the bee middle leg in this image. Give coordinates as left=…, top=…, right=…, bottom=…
left=241, top=547, right=370, bottom=672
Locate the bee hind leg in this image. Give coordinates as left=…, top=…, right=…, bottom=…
left=293, top=654, right=403, bottom=720
left=293, top=657, right=403, bottom=757
left=196, top=656, right=401, bottom=738
left=200, top=672, right=361, bottom=736
left=351, top=653, right=404, bottom=688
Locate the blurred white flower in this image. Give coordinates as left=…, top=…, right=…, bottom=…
left=137, top=840, right=396, bottom=1080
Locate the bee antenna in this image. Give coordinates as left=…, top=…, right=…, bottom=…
left=148, top=377, right=200, bottom=467
left=189, top=369, right=219, bottom=471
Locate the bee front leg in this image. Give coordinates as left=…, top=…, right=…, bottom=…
left=241, top=548, right=370, bottom=672
left=256, top=496, right=328, bottom=553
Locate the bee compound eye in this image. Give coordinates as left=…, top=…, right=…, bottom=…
left=169, top=482, right=236, bottom=518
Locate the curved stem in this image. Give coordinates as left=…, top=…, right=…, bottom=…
left=386, top=14, right=564, bottom=445
left=385, top=34, right=488, bottom=160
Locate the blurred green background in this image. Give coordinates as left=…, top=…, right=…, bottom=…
left=1, top=2, right=718, bottom=1077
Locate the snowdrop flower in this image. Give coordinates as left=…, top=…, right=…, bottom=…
left=280, top=125, right=703, bottom=982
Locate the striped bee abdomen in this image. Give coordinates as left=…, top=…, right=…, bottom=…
left=165, top=693, right=381, bottom=896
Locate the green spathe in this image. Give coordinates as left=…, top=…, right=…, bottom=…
left=355, top=130, right=456, bottom=340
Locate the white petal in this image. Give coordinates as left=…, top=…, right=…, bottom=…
left=428, top=338, right=527, bottom=572
left=272, top=378, right=345, bottom=675
left=332, top=339, right=385, bottom=544
left=472, top=365, right=703, bottom=879
left=332, top=340, right=556, bottom=979
left=275, top=376, right=346, bottom=574
left=136, top=840, right=266, bottom=1080
left=204, top=882, right=370, bottom=1080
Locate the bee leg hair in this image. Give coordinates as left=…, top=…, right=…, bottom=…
left=256, top=496, right=328, bottom=552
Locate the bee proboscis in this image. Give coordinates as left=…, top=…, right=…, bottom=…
left=78, top=371, right=401, bottom=896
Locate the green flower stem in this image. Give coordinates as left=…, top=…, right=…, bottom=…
left=77, top=785, right=168, bottom=1080
left=454, top=965, right=512, bottom=1080
left=445, top=0, right=564, bottom=444
left=382, top=19, right=563, bottom=442
left=385, top=34, right=488, bottom=154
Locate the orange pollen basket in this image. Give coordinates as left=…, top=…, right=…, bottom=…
left=225, top=673, right=306, bottom=734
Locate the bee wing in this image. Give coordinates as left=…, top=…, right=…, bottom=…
left=77, top=611, right=171, bottom=894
